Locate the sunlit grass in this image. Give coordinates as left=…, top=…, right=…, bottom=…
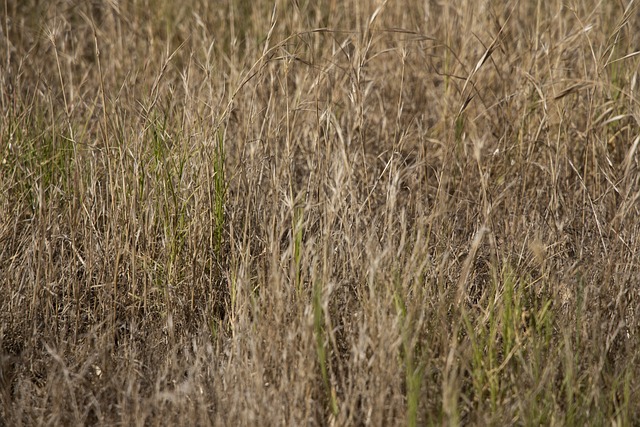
left=1, top=0, right=639, bottom=425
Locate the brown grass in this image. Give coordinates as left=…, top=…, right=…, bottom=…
left=1, top=0, right=639, bottom=425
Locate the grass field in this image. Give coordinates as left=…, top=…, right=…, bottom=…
left=1, top=0, right=639, bottom=425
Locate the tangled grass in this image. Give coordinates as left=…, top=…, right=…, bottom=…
left=1, top=0, right=639, bottom=425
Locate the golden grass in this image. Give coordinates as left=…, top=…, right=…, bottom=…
left=1, top=0, right=639, bottom=425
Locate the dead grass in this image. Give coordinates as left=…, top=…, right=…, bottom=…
left=1, top=0, right=639, bottom=425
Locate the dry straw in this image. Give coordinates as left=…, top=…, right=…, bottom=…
left=1, top=0, right=639, bottom=425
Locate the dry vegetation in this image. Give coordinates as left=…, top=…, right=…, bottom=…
left=1, top=0, right=640, bottom=425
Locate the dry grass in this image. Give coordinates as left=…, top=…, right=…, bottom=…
left=1, top=0, right=640, bottom=425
